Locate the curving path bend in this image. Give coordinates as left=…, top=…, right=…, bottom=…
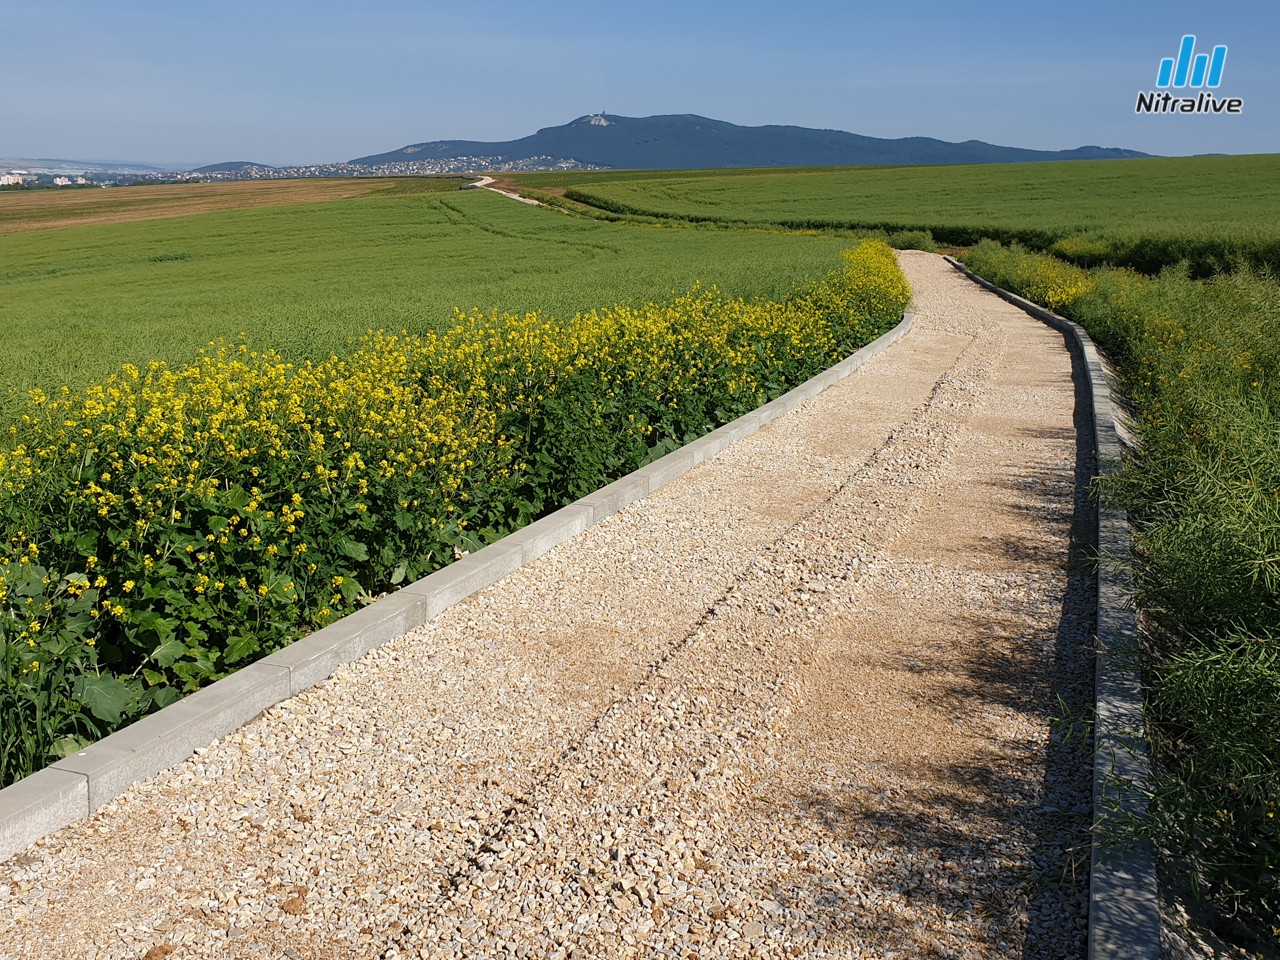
left=462, top=176, right=542, bottom=206
left=0, top=252, right=1095, bottom=960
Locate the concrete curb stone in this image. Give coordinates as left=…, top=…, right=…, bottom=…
left=0, top=310, right=913, bottom=862
left=945, top=256, right=1161, bottom=960
left=52, top=663, right=291, bottom=812
left=0, top=769, right=86, bottom=859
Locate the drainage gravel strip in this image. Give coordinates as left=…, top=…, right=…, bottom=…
left=945, top=256, right=1161, bottom=960
left=2, top=252, right=1096, bottom=959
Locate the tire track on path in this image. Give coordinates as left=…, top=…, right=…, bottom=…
left=387, top=330, right=1002, bottom=955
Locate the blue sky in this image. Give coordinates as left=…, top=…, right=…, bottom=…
left=2, top=0, right=1276, bottom=166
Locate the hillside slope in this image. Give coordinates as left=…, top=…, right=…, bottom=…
left=351, top=113, right=1150, bottom=170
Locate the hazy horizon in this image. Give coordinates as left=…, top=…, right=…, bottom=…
left=4, top=0, right=1275, bottom=168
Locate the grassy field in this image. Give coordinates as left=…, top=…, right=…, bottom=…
left=512, top=155, right=1280, bottom=235
left=0, top=180, right=857, bottom=401
left=0, top=176, right=465, bottom=233
left=513, top=155, right=1280, bottom=275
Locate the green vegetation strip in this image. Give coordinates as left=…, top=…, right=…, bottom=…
left=960, top=241, right=1280, bottom=952
left=517, top=155, right=1280, bottom=278
left=0, top=241, right=911, bottom=790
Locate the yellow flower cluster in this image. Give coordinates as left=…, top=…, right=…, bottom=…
left=1, top=242, right=910, bottom=775
left=1009, top=254, right=1096, bottom=312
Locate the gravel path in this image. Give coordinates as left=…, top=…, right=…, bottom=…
left=0, top=252, right=1095, bottom=959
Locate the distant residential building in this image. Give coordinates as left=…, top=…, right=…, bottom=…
left=54, top=176, right=71, bottom=186
left=0, top=174, right=24, bottom=186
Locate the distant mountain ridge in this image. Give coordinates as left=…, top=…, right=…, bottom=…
left=1, top=157, right=175, bottom=176
left=194, top=161, right=267, bottom=173
left=189, top=113, right=1151, bottom=180
left=349, top=113, right=1151, bottom=170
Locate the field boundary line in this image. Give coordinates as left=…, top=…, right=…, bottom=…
left=0, top=311, right=913, bottom=863
left=944, top=256, right=1160, bottom=960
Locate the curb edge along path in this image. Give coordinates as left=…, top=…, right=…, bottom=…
left=945, top=256, right=1162, bottom=960
left=0, top=313, right=914, bottom=863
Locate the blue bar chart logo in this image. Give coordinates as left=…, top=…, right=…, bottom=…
left=1156, top=35, right=1227, bottom=88
left=1137, top=35, right=1242, bottom=114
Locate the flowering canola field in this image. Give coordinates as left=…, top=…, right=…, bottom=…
left=0, top=240, right=910, bottom=786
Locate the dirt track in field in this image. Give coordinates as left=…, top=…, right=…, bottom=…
left=0, top=178, right=457, bottom=234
